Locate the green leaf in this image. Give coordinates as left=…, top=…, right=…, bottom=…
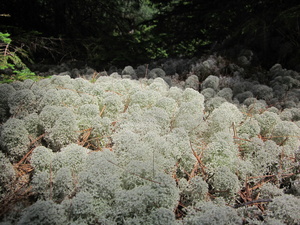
left=0, top=32, right=11, bottom=44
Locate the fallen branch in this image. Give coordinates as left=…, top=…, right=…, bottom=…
left=16, top=133, right=46, bottom=166
left=231, top=199, right=273, bottom=209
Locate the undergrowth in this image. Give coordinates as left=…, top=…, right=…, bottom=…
left=0, top=32, right=46, bottom=83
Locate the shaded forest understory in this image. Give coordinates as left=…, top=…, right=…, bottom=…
left=1, top=0, right=300, bottom=76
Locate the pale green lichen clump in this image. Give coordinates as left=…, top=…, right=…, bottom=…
left=0, top=73, right=299, bottom=224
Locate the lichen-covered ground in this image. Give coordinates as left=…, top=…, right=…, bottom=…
left=1, top=54, right=300, bottom=224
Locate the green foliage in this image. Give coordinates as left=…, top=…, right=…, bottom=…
left=0, top=32, right=11, bottom=44
left=1, top=0, right=161, bottom=66
left=2, top=0, right=300, bottom=68
left=0, top=32, right=41, bottom=83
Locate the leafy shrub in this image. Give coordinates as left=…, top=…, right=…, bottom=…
left=0, top=32, right=42, bottom=83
